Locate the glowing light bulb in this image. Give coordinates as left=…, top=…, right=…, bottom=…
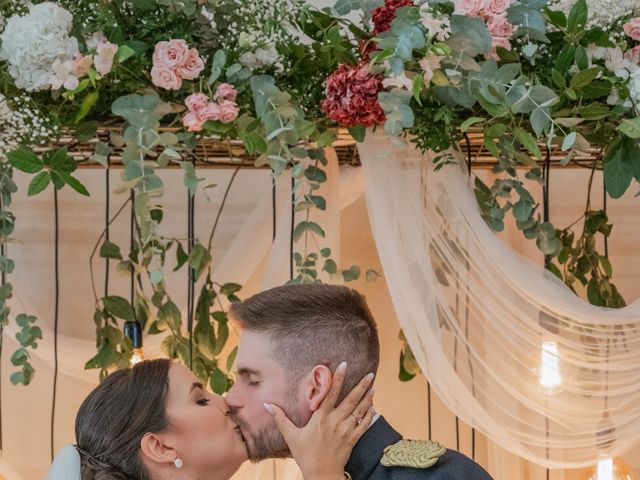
left=539, top=340, right=561, bottom=389
left=130, top=348, right=144, bottom=366
left=597, top=457, right=614, bottom=480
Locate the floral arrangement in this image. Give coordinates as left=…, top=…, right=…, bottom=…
left=2, top=0, right=639, bottom=386
left=0, top=0, right=371, bottom=385
left=323, top=0, right=640, bottom=311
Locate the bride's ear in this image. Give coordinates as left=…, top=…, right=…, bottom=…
left=305, top=364, right=333, bottom=412
left=140, top=432, right=176, bottom=466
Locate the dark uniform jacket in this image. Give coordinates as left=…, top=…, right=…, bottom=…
left=345, top=416, right=493, bottom=480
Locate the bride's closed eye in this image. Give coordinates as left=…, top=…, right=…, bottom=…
left=196, top=397, right=211, bottom=406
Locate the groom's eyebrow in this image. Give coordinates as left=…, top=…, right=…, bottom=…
left=236, top=367, right=260, bottom=376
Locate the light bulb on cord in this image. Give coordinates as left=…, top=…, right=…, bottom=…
left=539, top=340, right=561, bottom=389
left=130, top=348, right=144, bottom=366
left=578, top=457, right=636, bottom=480
left=124, top=321, right=144, bottom=367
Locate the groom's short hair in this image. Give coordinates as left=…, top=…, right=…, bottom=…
left=230, top=284, right=379, bottom=399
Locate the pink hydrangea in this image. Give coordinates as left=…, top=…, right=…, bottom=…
left=321, top=63, right=385, bottom=127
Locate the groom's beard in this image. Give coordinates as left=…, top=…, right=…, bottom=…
left=229, top=406, right=305, bottom=462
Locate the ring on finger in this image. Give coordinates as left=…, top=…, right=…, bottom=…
left=351, top=413, right=362, bottom=425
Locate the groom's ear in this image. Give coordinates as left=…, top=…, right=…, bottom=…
left=305, top=364, right=333, bottom=412
left=140, top=432, right=176, bottom=466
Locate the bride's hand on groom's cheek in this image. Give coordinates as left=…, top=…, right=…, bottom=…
left=264, top=362, right=375, bottom=480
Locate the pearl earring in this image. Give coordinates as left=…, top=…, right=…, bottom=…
left=174, top=457, right=183, bottom=469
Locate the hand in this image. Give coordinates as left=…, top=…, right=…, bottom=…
left=265, top=362, right=375, bottom=480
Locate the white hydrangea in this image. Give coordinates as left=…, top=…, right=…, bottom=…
left=0, top=2, right=80, bottom=91
left=549, top=0, right=637, bottom=29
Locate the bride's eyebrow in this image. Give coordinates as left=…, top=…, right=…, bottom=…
left=189, top=382, right=204, bottom=393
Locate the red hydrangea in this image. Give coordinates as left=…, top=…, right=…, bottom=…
left=321, top=63, right=385, bottom=128
left=372, top=0, right=414, bottom=35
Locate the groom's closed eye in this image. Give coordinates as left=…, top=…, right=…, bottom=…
left=237, top=367, right=262, bottom=386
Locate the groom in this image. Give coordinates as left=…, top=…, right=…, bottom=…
left=226, top=284, right=492, bottom=479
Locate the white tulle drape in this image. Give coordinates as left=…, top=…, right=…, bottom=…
left=358, top=131, right=640, bottom=469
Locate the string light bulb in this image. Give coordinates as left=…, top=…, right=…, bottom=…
left=578, top=457, right=637, bottom=480
left=539, top=340, right=562, bottom=389
left=124, top=321, right=144, bottom=366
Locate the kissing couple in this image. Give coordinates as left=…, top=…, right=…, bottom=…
left=49, top=284, right=492, bottom=480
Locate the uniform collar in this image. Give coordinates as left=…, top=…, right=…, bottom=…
left=345, top=416, right=402, bottom=480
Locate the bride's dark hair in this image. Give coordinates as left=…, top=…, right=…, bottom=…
left=75, top=358, right=171, bottom=480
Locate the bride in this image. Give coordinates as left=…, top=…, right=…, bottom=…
left=48, top=358, right=375, bottom=480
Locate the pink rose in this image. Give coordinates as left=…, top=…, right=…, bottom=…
left=486, top=0, right=510, bottom=16
left=213, top=83, right=238, bottom=102
left=153, top=39, right=189, bottom=69
left=185, top=92, right=210, bottom=114
left=183, top=112, right=206, bottom=132
left=624, top=18, right=640, bottom=41
left=72, top=54, right=93, bottom=78
left=454, top=0, right=487, bottom=16
left=218, top=101, right=239, bottom=123
left=486, top=35, right=512, bottom=59
left=626, top=45, right=640, bottom=64
left=177, top=48, right=205, bottom=80
left=94, top=39, right=118, bottom=77
left=151, top=64, right=182, bottom=90
left=202, top=103, right=222, bottom=121
left=488, top=15, right=515, bottom=38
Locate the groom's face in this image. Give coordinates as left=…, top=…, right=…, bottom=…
left=226, top=330, right=309, bottom=461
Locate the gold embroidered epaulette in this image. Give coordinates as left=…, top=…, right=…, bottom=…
left=380, top=439, right=446, bottom=469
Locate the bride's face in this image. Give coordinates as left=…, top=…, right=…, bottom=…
left=163, top=364, right=248, bottom=478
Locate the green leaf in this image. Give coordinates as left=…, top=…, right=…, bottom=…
left=555, top=44, right=575, bottom=74
left=188, top=243, right=212, bottom=281
left=304, top=166, right=327, bottom=183
left=562, top=132, right=577, bottom=151
left=323, top=259, right=337, bottom=274
left=307, top=195, right=326, bottom=211
left=27, top=172, right=51, bottom=196
left=158, top=301, right=182, bottom=331
left=320, top=247, right=331, bottom=258
left=317, top=131, right=337, bottom=147
left=603, top=138, right=632, bottom=199
left=412, top=73, right=424, bottom=105
left=0, top=256, right=15, bottom=274
left=116, top=45, right=136, bottom=64
left=220, top=283, right=242, bottom=296
left=570, top=67, right=601, bottom=90
left=210, top=368, right=228, bottom=394
left=575, top=45, right=589, bottom=70
left=342, top=265, right=361, bottom=282
left=460, top=117, right=485, bottom=133
left=617, top=118, right=640, bottom=139
left=174, top=241, right=188, bottom=272
left=60, top=173, right=90, bottom=196
left=75, top=90, right=99, bottom=124
left=514, top=127, right=542, bottom=159
left=7, top=149, right=43, bottom=174
left=567, top=0, right=587, bottom=33
left=348, top=124, right=366, bottom=143
left=226, top=346, right=238, bottom=372
left=100, top=240, right=123, bottom=260
left=103, top=295, right=135, bottom=321
left=293, top=221, right=325, bottom=241
left=551, top=69, right=566, bottom=89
